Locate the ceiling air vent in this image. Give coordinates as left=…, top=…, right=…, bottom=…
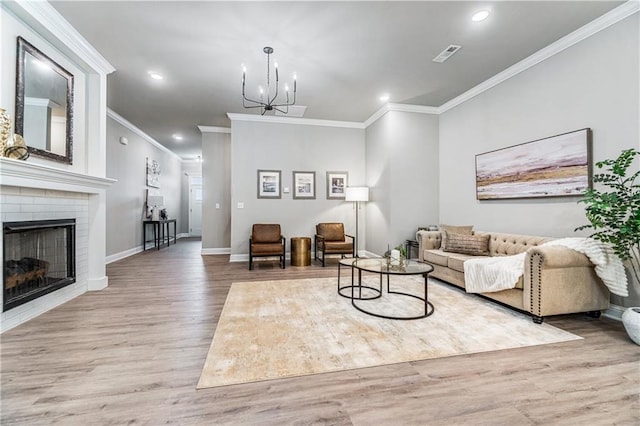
left=432, top=44, right=462, bottom=63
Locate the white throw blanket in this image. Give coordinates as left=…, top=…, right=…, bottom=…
left=464, top=237, right=628, bottom=297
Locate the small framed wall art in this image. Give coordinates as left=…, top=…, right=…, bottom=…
left=257, top=169, right=282, bottom=199
left=146, top=157, right=160, bottom=188
left=326, top=171, right=348, bottom=199
left=293, top=171, right=316, bottom=199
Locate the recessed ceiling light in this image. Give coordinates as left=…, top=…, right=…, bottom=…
left=172, top=134, right=183, bottom=141
left=472, top=10, right=490, bottom=22
left=379, top=94, right=390, bottom=102
left=148, top=71, right=163, bottom=80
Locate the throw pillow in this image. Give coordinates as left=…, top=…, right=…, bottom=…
left=442, top=231, right=490, bottom=256
left=440, top=224, right=474, bottom=250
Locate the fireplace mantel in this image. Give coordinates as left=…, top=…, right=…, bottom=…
left=0, top=158, right=116, bottom=193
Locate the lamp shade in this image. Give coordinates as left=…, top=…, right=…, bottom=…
left=345, top=187, right=369, bottom=202
left=147, top=195, right=164, bottom=207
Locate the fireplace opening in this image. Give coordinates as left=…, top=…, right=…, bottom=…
left=3, top=219, right=76, bottom=312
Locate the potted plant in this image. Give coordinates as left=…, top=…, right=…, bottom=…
left=576, top=148, right=640, bottom=344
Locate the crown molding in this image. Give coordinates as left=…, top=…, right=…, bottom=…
left=107, top=108, right=183, bottom=162
left=363, top=103, right=439, bottom=128
left=227, top=113, right=364, bottom=129
left=5, top=0, right=115, bottom=75
left=198, top=126, right=231, bottom=134
left=439, top=0, right=639, bottom=114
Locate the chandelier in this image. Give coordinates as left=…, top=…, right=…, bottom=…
left=242, top=46, right=297, bottom=115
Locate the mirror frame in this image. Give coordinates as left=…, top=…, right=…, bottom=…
left=15, top=36, right=74, bottom=164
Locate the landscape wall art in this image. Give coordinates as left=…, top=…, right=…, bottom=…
left=475, top=128, right=592, bottom=200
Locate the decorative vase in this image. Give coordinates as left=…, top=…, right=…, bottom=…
left=5, top=134, right=29, bottom=160
left=621, top=307, right=640, bottom=345
left=0, top=108, right=11, bottom=157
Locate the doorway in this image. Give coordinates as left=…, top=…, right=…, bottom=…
left=188, top=175, right=202, bottom=237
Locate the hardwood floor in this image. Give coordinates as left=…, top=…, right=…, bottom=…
left=1, top=238, right=638, bottom=425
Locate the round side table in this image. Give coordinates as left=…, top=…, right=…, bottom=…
left=290, top=237, right=311, bottom=266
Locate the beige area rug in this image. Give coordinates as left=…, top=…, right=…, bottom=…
left=197, top=277, right=581, bottom=389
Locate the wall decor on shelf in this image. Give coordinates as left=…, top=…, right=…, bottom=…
left=293, top=171, right=316, bottom=199
left=257, top=169, right=282, bottom=199
left=146, top=157, right=161, bottom=188
left=326, top=171, right=348, bottom=199
left=475, top=128, right=592, bottom=200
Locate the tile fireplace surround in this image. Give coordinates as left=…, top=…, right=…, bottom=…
left=0, top=158, right=114, bottom=332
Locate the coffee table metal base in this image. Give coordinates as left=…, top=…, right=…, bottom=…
left=351, top=274, right=434, bottom=320
left=337, top=258, right=381, bottom=300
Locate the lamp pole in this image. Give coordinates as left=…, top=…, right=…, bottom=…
left=345, top=187, right=369, bottom=258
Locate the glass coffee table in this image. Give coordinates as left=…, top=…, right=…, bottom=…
left=338, top=257, right=434, bottom=320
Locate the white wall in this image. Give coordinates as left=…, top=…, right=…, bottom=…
left=365, top=110, right=439, bottom=255
left=438, top=14, right=639, bottom=305
left=1, top=6, right=87, bottom=172
left=227, top=118, right=365, bottom=257
left=106, top=116, right=184, bottom=257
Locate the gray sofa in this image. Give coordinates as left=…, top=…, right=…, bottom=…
left=417, top=229, right=610, bottom=323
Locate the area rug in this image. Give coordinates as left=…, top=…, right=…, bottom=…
left=197, top=277, right=581, bottom=389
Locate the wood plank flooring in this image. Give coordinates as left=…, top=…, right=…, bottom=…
left=1, top=238, right=638, bottom=425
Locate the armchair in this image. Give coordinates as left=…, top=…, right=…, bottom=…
left=249, top=224, right=285, bottom=270
left=314, top=223, right=354, bottom=267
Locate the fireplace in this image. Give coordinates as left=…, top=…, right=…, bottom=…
left=3, top=219, right=76, bottom=312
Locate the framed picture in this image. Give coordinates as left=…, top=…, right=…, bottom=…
left=293, top=171, right=316, bottom=199
left=326, top=171, right=348, bottom=199
left=475, top=128, right=592, bottom=200
left=257, top=169, right=282, bottom=199
left=146, top=157, right=160, bottom=188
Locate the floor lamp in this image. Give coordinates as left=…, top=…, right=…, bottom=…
left=345, top=187, right=369, bottom=257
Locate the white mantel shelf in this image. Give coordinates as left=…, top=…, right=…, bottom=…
left=0, top=157, right=116, bottom=194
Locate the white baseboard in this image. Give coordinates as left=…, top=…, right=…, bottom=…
left=177, top=233, right=189, bottom=239
left=361, top=250, right=379, bottom=258
left=230, top=254, right=249, bottom=262
left=201, top=248, right=231, bottom=255
left=229, top=254, right=289, bottom=262
left=106, top=246, right=143, bottom=264
left=603, top=304, right=624, bottom=321
left=88, top=276, right=108, bottom=291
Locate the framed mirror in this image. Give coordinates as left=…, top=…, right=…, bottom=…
left=15, top=36, right=74, bottom=164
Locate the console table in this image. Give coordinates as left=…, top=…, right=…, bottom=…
left=143, top=219, right=177, bottom=251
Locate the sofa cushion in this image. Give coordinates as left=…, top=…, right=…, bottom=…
left=424, top=249, right=449, bottom=267
left=446, top=252, right=483, bottom=272
left=440, top=224, right=473, bottom=250
left=443, top=232, right=490, bottom=256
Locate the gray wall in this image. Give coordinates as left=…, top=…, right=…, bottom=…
left=202, top=132, right=231, bottom=250
left=365, top=111, right=439, bottom=255
left=227, top=120, right=365, bottom=256
left=438, top=15, right=639, bottom=306
left=106, top=116, right=185, bottom=256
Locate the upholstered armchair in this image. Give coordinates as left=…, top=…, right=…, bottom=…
left=249, top=224, right=285, bottom=270
left=314, top=223, right=354, bottom=267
